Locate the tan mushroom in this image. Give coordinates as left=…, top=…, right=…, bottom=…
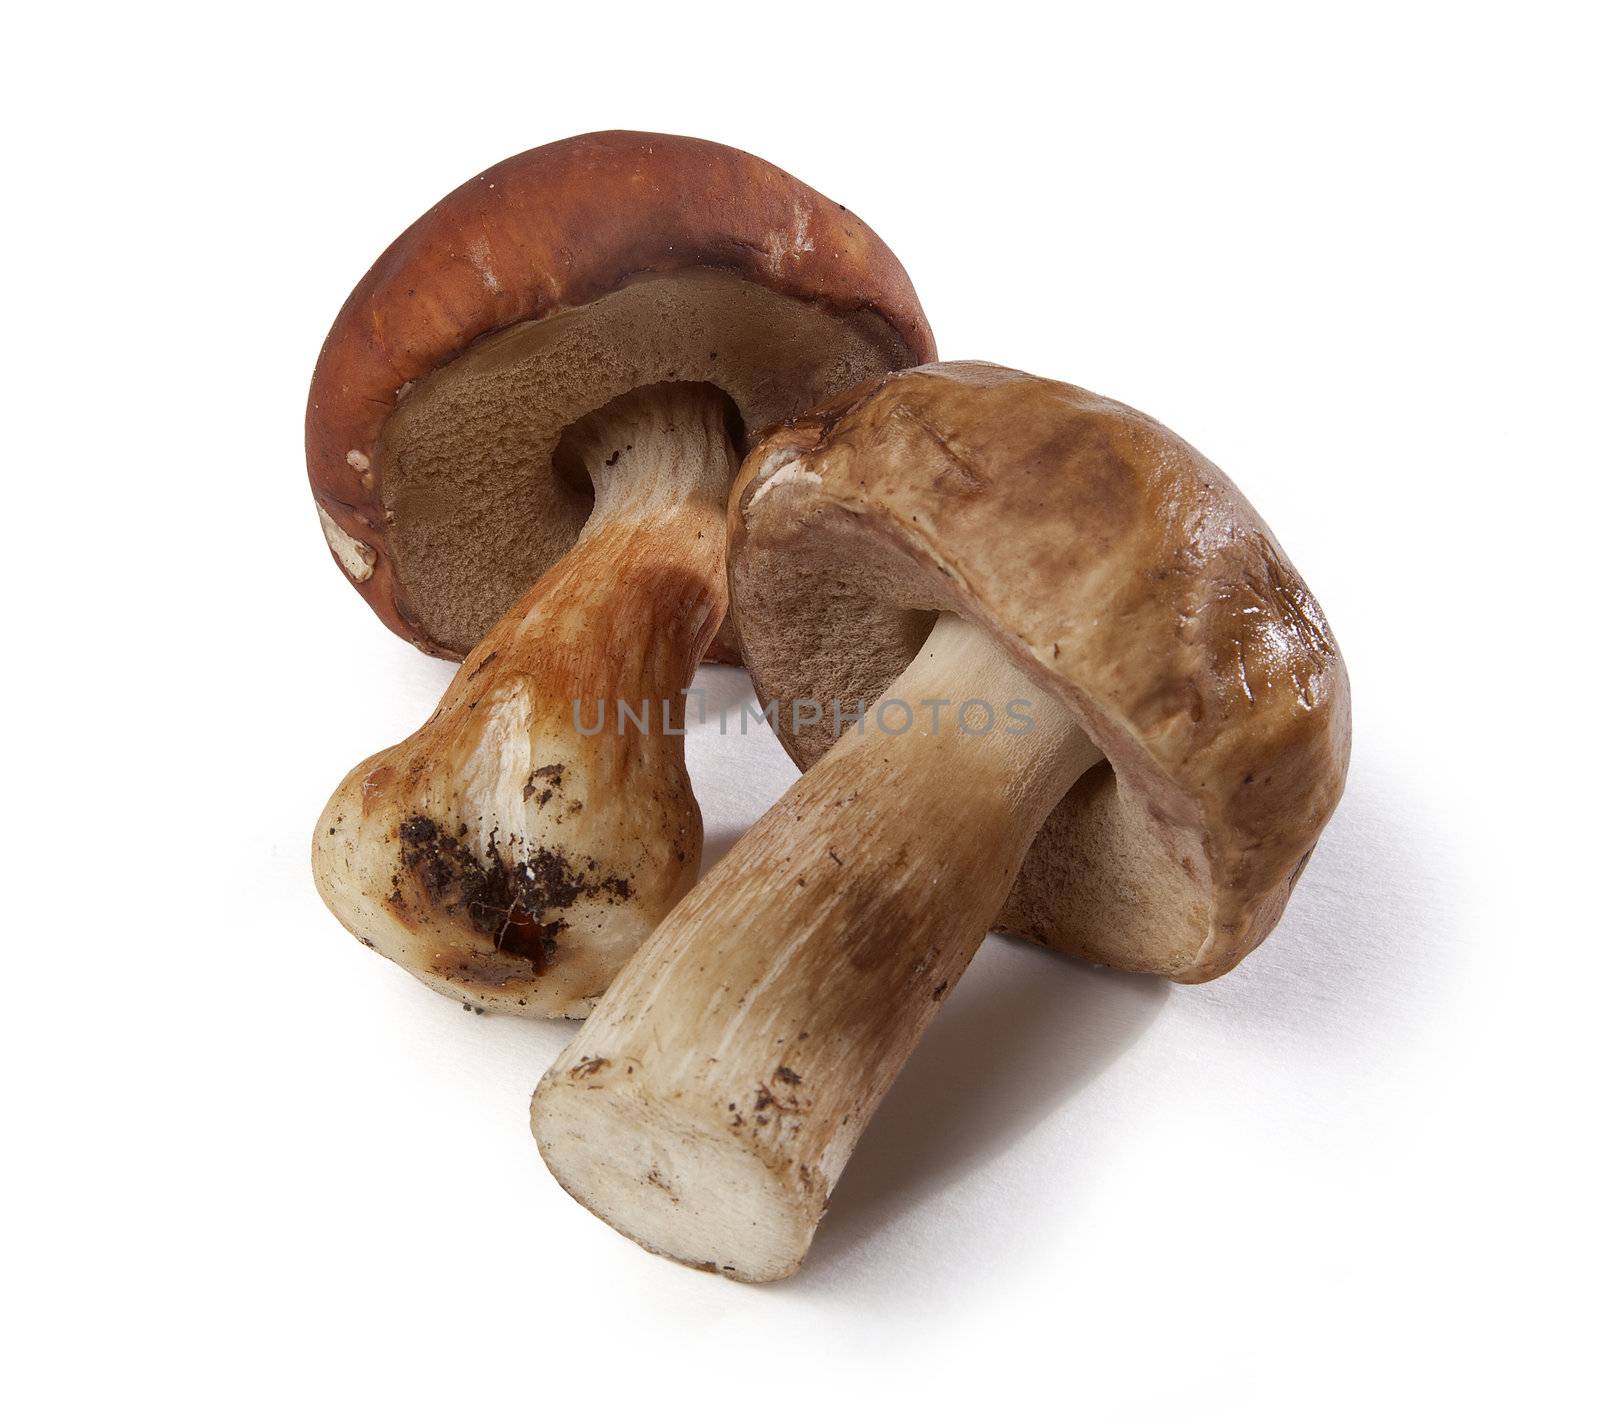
left=531, top=361, right=1351, bottom=1277
left=310, top=133, right=933, bottom=1017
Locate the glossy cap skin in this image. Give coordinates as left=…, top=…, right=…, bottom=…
left=306, top=130, right=935, bottom=661
left=728, top=361, right=1351, bottom=982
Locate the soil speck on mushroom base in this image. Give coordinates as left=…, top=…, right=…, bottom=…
left=394, top=815, right=632, bottom=972
left=521, top=763, right=565, bottom=806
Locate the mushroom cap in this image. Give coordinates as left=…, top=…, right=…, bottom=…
left=727, top=362, right=1351, bottom=983
left=307, top=131, right=934, bottom=659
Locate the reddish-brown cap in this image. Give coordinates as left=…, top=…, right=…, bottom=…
left=307, top=131, right=935, bottom=658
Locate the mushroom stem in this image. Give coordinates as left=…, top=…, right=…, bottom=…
left=531, top=612, right=1103, bottom=1278
left=314, top=384, right=736, bottom=1017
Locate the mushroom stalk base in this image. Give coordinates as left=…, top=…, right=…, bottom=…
left=314, top=384, right=735, bottom=1017
left=531, top=612, right=1102, bottom=1278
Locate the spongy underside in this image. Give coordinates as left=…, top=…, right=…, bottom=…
left=378, top=270, right=910, bottom=655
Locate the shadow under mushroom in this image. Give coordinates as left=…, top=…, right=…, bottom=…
left=784, top=747, right=1456, bottom=1298
left=802, top=940, right=1169, bottom=1272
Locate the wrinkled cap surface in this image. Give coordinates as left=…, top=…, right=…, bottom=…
left=307, top=130, right=935, bottom=657
left=729, top=362, right=1351, bottom=982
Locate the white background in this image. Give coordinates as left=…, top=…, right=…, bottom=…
left=4, top=3, right=1595, bottom=1420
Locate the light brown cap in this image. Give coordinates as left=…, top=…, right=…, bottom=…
left=728, top=361, right=1351, bottom=982
left=306, top=130, right=935, bottom=659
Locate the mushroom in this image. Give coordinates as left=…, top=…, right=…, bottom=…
left=309, top=132, right=933, bottom=1017
left=531, top=361, right=1351, bottom=1278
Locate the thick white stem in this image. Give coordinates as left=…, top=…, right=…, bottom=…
left=313, top=385, right=736, bottom=1016
left=531, top=613, right=1102, bottom=1276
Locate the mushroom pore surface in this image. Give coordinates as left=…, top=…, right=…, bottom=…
left=378, top=269, right=911, bottom=655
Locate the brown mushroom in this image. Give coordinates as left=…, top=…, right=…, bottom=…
left=309, top=133, right=932, bottom=1017
left=531, top=361, right=1351, bottom=1278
